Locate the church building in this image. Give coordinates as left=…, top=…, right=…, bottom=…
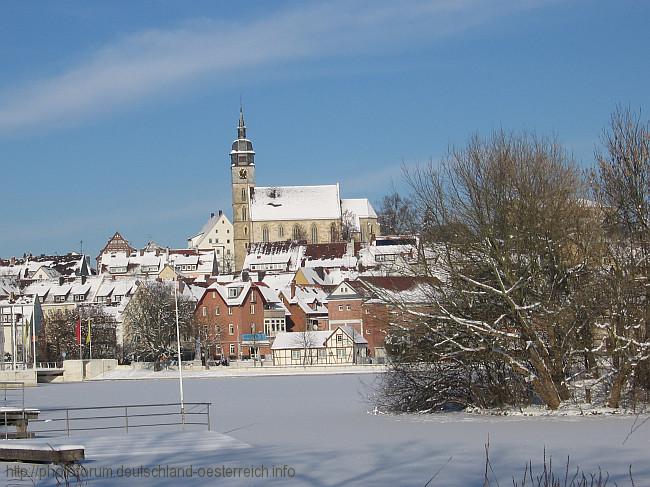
left=230, top=109, right=379, bottom=271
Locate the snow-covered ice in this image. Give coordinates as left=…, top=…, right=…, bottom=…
left=0, top=374, right=648, bottom=486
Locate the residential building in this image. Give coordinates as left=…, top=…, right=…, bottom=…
left=271, top=326, right=368, bottom=366
left=187, top=210, right=235, bottom=273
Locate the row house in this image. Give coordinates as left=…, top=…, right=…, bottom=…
left=0, top=253, right=93, bottom=283
left=194, top=280, right=288, bottom=361
left=325, top=276, right=434, bottom=361
left=187, top=210, right=235, bottom=273
left=279, top=282, right=329, bottom=332
left=271, top=325, right=368, bottom=366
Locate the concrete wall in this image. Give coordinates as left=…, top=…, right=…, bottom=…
left=62, top=359, right=118, bottom=382
left=0, top=369, right=37, bottom=386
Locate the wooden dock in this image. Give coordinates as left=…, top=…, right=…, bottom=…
left=0, top=443, right=84, bottom=463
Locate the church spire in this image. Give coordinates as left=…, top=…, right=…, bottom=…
left=230, top=106, right=255, bottom=166
left=238, top=105, right=246, bottom=139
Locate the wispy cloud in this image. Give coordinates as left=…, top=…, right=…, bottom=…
left=0, top=0, right=546, bottom=134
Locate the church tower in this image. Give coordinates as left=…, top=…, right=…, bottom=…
left=231, top=107, right=255, bottom=272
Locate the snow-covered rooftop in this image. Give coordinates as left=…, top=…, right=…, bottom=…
left=249, top=184, right=341, bottom=221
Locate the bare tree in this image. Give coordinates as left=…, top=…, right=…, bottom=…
left=41, top=307, right=117, bottom=361
left=383, top=131, right=603, bottom=410
left=592, top=105, right=650, bottom=407
left=192, top=316, right=223, bottom=363
left=122, top=281, right=195, bottom=371
left=292, top=326, right=320, bottom=366
left=377, top=191, right=417, bottom=235
left=341, top=209, right=357, bottom=241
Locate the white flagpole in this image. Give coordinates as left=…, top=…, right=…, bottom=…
left=174, top=275, right=185, bottom=424
left=89, top=318, right=92, bottom=360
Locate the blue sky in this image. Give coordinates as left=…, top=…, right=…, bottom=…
left=1, top=0, right=649, bottom=259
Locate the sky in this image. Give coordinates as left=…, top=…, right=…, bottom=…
left=1, top=0, right=649, bottom=259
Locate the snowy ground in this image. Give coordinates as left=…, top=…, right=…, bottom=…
left=93, top=364, right=386, bottom=380
left=1, top=374, right=648, bottom=486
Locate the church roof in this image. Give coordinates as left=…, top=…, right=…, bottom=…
left=249, top=184, right=341, bottom=222
left=340, top=198, right=378, bottom=231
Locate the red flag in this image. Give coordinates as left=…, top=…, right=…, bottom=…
left=75, top=317, right=81, bottom=345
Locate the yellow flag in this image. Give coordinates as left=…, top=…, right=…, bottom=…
left=86, top=319, right=91, bottom=345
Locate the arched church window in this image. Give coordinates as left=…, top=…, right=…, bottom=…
left=311, top=224, right=318, bottom=244
left=292, top=225, right=301, bottom=241
left=330, top=223, right=337, bottom=243
left=241, top=188, right=246, bottom=202
left=278, top=225, right=285, bottom=239
left=242, top=207, right=247, bottom=221
left=262, top=226, right=269, bottom=242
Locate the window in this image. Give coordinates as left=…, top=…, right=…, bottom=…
left=292, top=225, right=301, bottom=240
left=338, top=305, right=343, bottom=311
left=202, top=306, right=207, bottom=317
left=262, top=226, right=269, bottom=243
left=212, top=291, right=216, bottom=299
left=278, top=225, right=284, bottom=238
left=228, top=288, right=239, bottom=298
left=346, top=305, right=351, bottom=311
left=318, top=349, right=327, bottom=359
left=215, top=306, right=220, bottom=316
left=54, top=295, right=66, bottom=303
left=337, top=348, right=346, bottom=359
left=229, top=344, right=235, bottom=355
left=228, top=307, right=233, bottom=315
left=336, top=334, right=343, bottom=343
left=311, top=224, right=318, bottom=244
left=330, top=223, right=338, bottom=243
left=229, top=324, right=234, bottom=335
left=242, top=207, right=247, bottom=221
left=250, top=304, right=255, bottom=314
left=241, top=188, right=246, bottom=201
left=364, top=308, right=369, bottom=314
left=250, top=292, right=256, bottom=303
left=73, top=294, right=85, bottom=302
left=209, top=238, right=212, bottom=244
left=291, top=350, right=301, bottom=360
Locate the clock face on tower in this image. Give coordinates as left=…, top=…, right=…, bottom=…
left=239, top=168, right=248, bottom=180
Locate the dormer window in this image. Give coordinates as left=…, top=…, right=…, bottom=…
left=228, top=287, right=240, bottom=299
left=73, top=294, right=86, bottom=302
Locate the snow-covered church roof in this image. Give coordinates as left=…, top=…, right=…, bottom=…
left=341, top=198, right=378, bottom=231
left=249, top=184, right=341, bottom=221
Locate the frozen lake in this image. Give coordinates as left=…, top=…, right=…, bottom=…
left=3, top=373, right=649, bottom=486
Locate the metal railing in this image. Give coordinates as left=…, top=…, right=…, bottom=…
left=0, top=381, right=24, bottom=409
left=36, top=362, right=62, bottom=369
left=28, top=402, right=211, bottom=438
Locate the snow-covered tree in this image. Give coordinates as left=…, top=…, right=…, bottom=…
left=383, top=132, right=603, bottom=410
left=123, top=281, right=194, bottom=371
left=592, top=106, right=650, bottom=407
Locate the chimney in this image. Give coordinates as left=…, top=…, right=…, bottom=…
left=241, top=271, right=249, bottom=282
left=59, top=277, right=65, bottom=286
left=210, top=212, right=215, bottom=218
left=290, top=280, right=296, bottom=299
left=218, top=210, right=223, bottom=217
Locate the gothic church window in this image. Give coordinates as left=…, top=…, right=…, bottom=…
left=262, top=226, right=269, bottom=242
left=292, top=225, right=301, bottom=241
left=278, top=225, right=284, bottom=239
left=311, top=224, right=318, bottom=244
left=330, top=223, right=337, bottom=243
